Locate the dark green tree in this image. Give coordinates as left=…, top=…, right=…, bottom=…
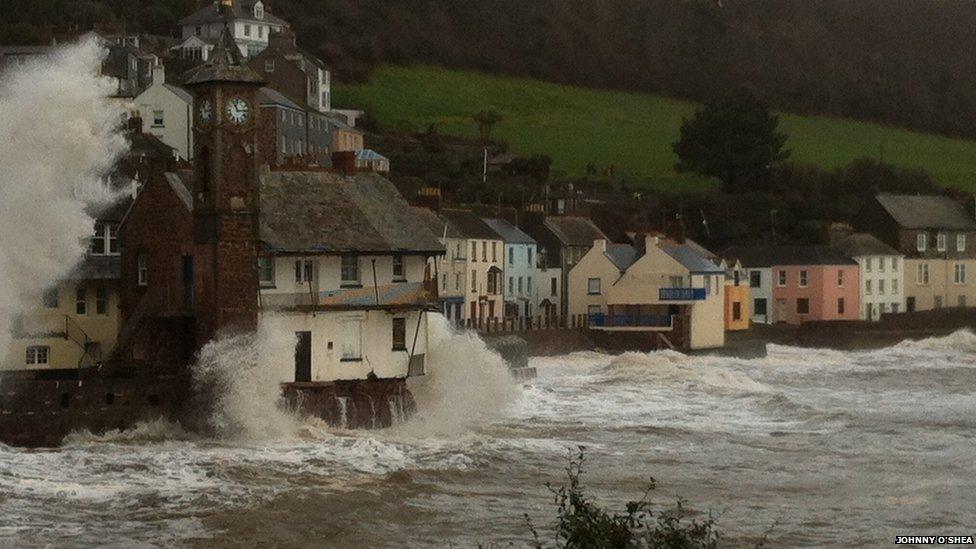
left=672, top=91, right=790, bottom=193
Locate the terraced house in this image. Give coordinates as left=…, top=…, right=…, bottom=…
left=858, top=194, right=976, bottom=312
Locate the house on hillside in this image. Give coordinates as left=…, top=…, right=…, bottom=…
left=175, top=0, right=288, bottom=60
left=257, top=87, right=331, bottom=166
left=414, top=206, right=466, bottom=322
left=723, top=245, right=860, bottom=325
left=132, top=63, right=193, bottom=161
left=484, top=218, right=538, bottom=319
left=723, top=259, right=750, bottom=331
left=356, top=149, right=390, bottom=174
left=327, top=112, right=365, bottom=152
left=439, top=209, right=505, bottom=323
left=857, top=194, right=976, bottom=312
left=524, top=213, right=607, bottom=316
left=248, top=29, right=331, bottom=113
left=833, top=232, right=905, bottom=320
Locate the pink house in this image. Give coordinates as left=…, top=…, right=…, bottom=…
left=723, top=245, right=860, bottom=325
left=770, top=247, right=860, bottom=325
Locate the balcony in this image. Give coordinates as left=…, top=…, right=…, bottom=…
left=588, top=313, right=674, bottom=331
left=659, top=287, right=707, bottom=301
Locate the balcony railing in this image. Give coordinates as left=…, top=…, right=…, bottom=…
left=588, top=314, right=674, bottom=328
left=659, top=287, right=707, bottom=301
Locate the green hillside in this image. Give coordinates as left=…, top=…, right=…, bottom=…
left=334, top=65, right=976, bottom=192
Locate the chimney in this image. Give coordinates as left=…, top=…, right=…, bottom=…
left=644, top=233, right=660, bottom=253
left=219, top=0, right=233, bottom=17
left=416, top=186, right=442, bottom=212
left=331, top=150, right=356, bottom=176
left=151, top=61, right=165, bottom=85
left=594, top=239, right=607, bottom=252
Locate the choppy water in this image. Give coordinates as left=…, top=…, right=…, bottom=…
left=2, top=327, right=976, bottom=547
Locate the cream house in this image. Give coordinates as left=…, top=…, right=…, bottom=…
left=4, top=232, right=123, bottom=372
left=439, top=209, right=505, bottom=323
left=132, top=64, right=193, bottom=161
left=570, top=236, right=725, bottom=350
left=175, top=0, right=289, bottom=60
left=834, top=233, right=905, bottom=320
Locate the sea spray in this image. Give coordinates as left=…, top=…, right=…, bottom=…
left=192, top=319, right=306, bottom=440
left=404, top=314, right=520, bottom=435
left=0, top=37, right=127, bottom=360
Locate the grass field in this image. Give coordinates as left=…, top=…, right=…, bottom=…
left=334, top=65, right=976, bottom=192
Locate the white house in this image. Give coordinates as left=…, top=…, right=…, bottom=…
left=439, top=209, right=505, bottom=323
left=834, top=233, right=905, bottom=320
left=132, top=64, right=193, bottom=161
left=484, top=218, right=538, bottom=319
left=414, top=207, right=467, bottom=323
left=174, top=0, right=289, bottom=61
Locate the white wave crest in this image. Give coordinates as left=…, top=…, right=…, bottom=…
left=597, top=350, right=770, bottom=394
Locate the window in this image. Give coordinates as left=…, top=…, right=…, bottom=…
left=294, top=259, right=314, bottom=284
left=26, top=346, right=49, bottom=365
left=865, top=257, right=872, bottom=272
left=255, top=4, right=264, bottom=18
left=96, top=287, right=108, bottom=315
left=281, top=135, right=287, bottom=154
left=838, top=270, right=844, bottom=287
left=471, top=242, right=477, bottom=262
left=518, top=277, right=524, bottom=294
left=892, top=257, right=898, bottom=271
left=587, top=278, right=601, bottom=295
left=837, top=298, right=845, bottom=315
left=917, top=233, right=927, bottom=252
left=340, top=256, right=359, bottom=285
left=441, top=273, right=447, bottom=291
left=258, top=26, right=264, bottom=38
left=91, top=223, right=119, bottom=255
left=958, top=234, right=967, bottom=252
left=455, top=243, right=462, bottom=259
left=878, top=257, right=886, bottom=273
left=258, top=257, right=275, bottom=286
left=892, top=279, right=898, bottom=293
left=799, top=270, right=808, bottom=288
left=265, top=59, right=275, bottom=72
left=482, top=242, right=487, bottom=262
left=527, top=277, right=533, bottom=294
left=244, top=24, right=251, bottom=37
left=754, top=298, right=767, bottom=316
left=955, top=263, right=967, bottom=284
left=551, top=277, right=558, bottom=296
left=340, top=317, right=362, bottom=360
left=732, top=302, right=741, bottom=321
left=43, top=288, right=58, bottom=309
left=508, top=276, right=514, bottom=295
left=892, top=303, right=900, bottom=313
left=75, top=287, right=87, bottom=315
left=455, top=273, right=461, bottom=291
left=492, top=242, right=498, bottom=262
left=917, top=263, right=930, bottom=285
left=392, top=318, right=406, bottom=350
left=938, top=233, right=947, bottom=252
left=137, top=253, right=148, bottom=286
left=878, top=279, right=885, bottom=294
left=471, top=270, right=477, bottom=292
left=668, top=275, right=685, bottom=288
left=796, top=298, right=810, bottom=315
left=527, top=248, right=533, bottom=266
left=509, top=247, right=514, bottom=265
left=393, top=255, right=405, bottom=281
left=865, top=279, right=872, bottom=294
left=281, top=110, right=287, bottom=122
left=777, top=270, right=787, bottom=287
left=750, top=271, right=762, bottom=288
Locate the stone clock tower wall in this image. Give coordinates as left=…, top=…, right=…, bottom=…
left=184, top=27, right=266, bottom=346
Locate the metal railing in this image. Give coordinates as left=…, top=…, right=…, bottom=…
left=587, top=313, right=674, bottom=328
left=659, top=287, right=707, bottom=301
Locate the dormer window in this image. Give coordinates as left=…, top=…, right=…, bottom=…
left=916, top=232, right=927, bottom=252
left=937, top=232, right=947, bottom=252
left=254, top=2, right=264, bottom=18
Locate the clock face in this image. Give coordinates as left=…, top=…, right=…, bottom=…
left=226, top=98, right=250, bottom=125
left=198, top=99, right=213, bottom=123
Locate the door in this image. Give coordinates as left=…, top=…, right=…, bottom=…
left=776, top=299, right=787, bottom=323
left=906, top=297, right=916, bottom=313
left=470, top=301, right=477, bottom=320
left=294, top=331, right=311, bottom=382
left=181, top=255, right=194, bottom=309
left=488, top=300, right=495, bottom=319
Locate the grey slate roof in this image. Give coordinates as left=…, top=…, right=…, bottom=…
left=721, top=245, right=858, bottom=268
left=184, top=26, right=264, bottom=86
left=179, top=1, right=288, bottom=27
left=833, top=233, right=902, bottom=257
left=483, top=218, right=536, bottom=244
left=257, top=86, right=303, bottom=109
left=68, top=256, right=121, bottom=281
left=412, top=207, right=462, bottom=239
left=875, top=194, right=976, bottom=230
left=260, top=170, right=444, bottom=254
left=606, top=244, right=638, bottom=271
left=164, top=172, right=193, bottom=211
left=440, top=209, right=502, bottom=240
left=662, top=245, right=724, bottom=274
left=543, top=216, right=607, bottom=246
left=163, top=83, right=193, bottom=103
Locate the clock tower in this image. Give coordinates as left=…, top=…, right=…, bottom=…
left=184, top=23, right=266, bottom=344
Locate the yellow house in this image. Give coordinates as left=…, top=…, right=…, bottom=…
left=4, top=255, right=121, bottom=373
left=569, top=235, right=725, bottom=350
left=723, top=259, right=750, bottom=331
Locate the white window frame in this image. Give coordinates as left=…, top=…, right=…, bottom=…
left=587, top=278, right=601, bottom=295
left=75, top=287, right=87, bottom=316
left=26, top=346, right=50, bottom=365
left=955, top=263, right=967, bottom=285
left=340, top=256, right=359, bottom=286
left=958, top=234, right=967, bottom=252
left=937, top=232, right=947, bottom=252
left=799, top=270, right=808, bottom=288
left=258, top=257, right=275, bottom=287
left=777, top=270, right=787, bottom=287
left=837, top=270, right=844, bottom=287
left=865, top=279, right=872, bottom=295
left=265, top=59, right=275, bottom=73
left=392, top=255, right=405, bottom=281
left=917, top=263, right=930, bottom=285
left=917, top=233, right=927, bottom=252
left=878, top=279, right=886, bottom=295
left=295, top=259, right=314, bottom=284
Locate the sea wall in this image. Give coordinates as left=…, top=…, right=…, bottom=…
left=484, top=328, right=591, bottom=357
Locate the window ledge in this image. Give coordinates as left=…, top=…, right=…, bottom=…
left=339, top=357, right=363, bottom=363
left=393, top=278, right=407, bottom=283
left=340, top=283, right=363, bottom=289
left=392, top=347, right=407, bottom=352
